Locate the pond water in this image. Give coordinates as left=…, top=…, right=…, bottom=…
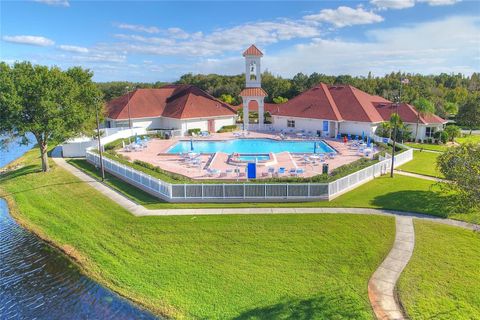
left=0, top=136, right=158, bottom=319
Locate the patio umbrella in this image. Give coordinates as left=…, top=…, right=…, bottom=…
left=190, top=139, right=194, bottom=151
left=367, top=136, right=371, bottom=147
left=313, top=142, right=317, bottom=154
left=362, top=131, right=365, bottom=142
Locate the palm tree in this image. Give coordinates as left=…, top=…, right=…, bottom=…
left=389, top=113, right=404, bottom=142
left=412, top=98, right=435, bottom=142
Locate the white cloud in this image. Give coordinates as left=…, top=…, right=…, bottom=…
left=2, top=35, right=54, bottom=46
left=167, top=27, right=190, bottom=39
left=197, top=16, right=479, bottom=77
left=58, top=44, right=89, bottom=53
left=370, top=0, right=416, bottom=10
left=115, top=23, right=160, bottom=34
left=371, top=0, right=460, bottom=9
left=111, top=19, right=320, bottom=57
left=304, top=6, right=384, bottom=27
left=418, top=0, right=460, bottom=6
left=33, top=0, right=69, bottom=7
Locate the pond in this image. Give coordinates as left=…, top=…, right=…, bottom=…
left=0, top=136, right=158, bottom=319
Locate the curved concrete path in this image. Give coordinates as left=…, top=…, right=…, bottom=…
left=51, top=155, right=479, bottom=320
left=368, top=216, right=414, bottom=320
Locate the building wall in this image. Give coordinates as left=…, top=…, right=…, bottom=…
left=271, top=116, right=334, bottom=137
left=213, top=117, right=236, bottom=131
left=108, top=117, right=162, bottom=130
left=163, top=116, right=236, bottom=135
left=339, top=121, right=378, bottom=137
left=405, top=123, right=444, bottom=141
left=109, top=116, right=236, bottom=135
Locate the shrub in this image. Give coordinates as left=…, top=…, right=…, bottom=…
left=187, top=128, right=201, bottom=136
left=217, top=125, right=238, bottom=133
left=444, top=125, right=461, bottom=142
left=434, top=131, right=448, bottom=144
left=437, top=143, right=480, bottom=211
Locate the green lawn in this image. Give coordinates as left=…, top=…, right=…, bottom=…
left=456, top=134, right=480, bottom=145
left=404, top=142, right=448, bottom=152
left=1, top=149, right=395, bottom=319
left=397, top=150, right=444, bottom=178
left=398, top=221, right=480, bottom=319
left=68, top=159, right=480, bottom=223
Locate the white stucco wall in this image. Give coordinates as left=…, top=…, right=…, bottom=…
left=108, top=117, right=162, bottom=130
left=339, top=121, right=378, bottom=137
left=271, top=116, right=336, bottom=137
left=213, top=117, right=236, bottom=131
left=405, top=123, right=444, bottom=141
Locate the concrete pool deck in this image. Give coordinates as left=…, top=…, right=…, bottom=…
left=116, top=131, right=373, bottom=180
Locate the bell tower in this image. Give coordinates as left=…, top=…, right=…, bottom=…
left=240, top=44, right=267, bottom=130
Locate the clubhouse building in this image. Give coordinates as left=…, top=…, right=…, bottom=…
left=106, top=45, right=446, bottom=140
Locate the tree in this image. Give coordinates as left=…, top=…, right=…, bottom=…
left=456, top=94, right=480, bottom=134
left=444, top=125, right=461, bottom=143
left=0, top=62, right=103, bottom=172
left=412, top=97, right=435, bottom=142
left=219, top=94, right=235, bottom=104
left=437, top=143, right=480, bottom=210
left=389, top=113, right=408, bottom=142
left=272, top=96, right=288, bottom=104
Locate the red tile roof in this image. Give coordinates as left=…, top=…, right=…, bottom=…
left=373, top=102, right=447, bottom=124
left=269, top=84, right=343, bottom=121
left=106, top=85, right=236, bottom=120
left=327, top=85, right=385, bottom=123
left=243, top=44, right=263, bottom=57
left=239, top=87, right=268, bottom=97
left=270, top=83, right=445, bottom=124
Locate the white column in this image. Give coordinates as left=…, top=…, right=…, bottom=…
left=243, top=99, right=249, bottom=131
left=258, top=99, right=265, bottom=130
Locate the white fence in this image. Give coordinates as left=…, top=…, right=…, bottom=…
left=63, top=127, right=147, bottom=157
left=85, top=147, right=413, bottom=203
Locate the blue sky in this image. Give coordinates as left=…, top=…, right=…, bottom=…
left=1, top=0, right=479, bottom=82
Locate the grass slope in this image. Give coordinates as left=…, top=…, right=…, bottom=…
left=68, top=159, right=480, bottom=223
left=398, top=150, right=444, bottom=178
left=456, top=134, right=480, bottom=145
left=404, top=142, right=448, bottom=152
left=1, top=149, right=395, bottom=319
left=398, top=221, right=480, bottom=319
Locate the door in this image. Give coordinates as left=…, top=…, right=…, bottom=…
left=208, top=119, right=215, bottom=132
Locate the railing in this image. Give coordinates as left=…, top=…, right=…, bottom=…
left=247, top=123, right=275, bottom=132
left=85, top=146, right=413, bottom=203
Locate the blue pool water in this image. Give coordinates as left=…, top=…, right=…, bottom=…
left=238, top=155, right=270, bottom=162
left=168, top=139, right=335, bottom=154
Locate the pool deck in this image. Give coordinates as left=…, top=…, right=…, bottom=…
left=117, top=131, right=373, bottom=180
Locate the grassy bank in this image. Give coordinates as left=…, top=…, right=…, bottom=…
left=1, top=149, right=396, bottom=319
left=398, top=150, right=444, bottom=178
left=404, top=142, right=448, bottom=152
left=398, top=221, right=480, bottom=319
left=68, top=159, right=479, bottom=223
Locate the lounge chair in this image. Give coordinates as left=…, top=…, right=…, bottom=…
left=278, top=167, right=286, bottom=175
left=296, top=168, right=305, bottom=175
left=289, top=168, right=297, bottom=176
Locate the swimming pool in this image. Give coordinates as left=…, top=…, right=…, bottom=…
left=168, top=139, right=336, bottom=154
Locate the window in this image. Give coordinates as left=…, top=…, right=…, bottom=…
left=287, top=120, right=295, bottom=128
left=249, top=61, right=257, bottom=80
left=426, top=127, right=434, bottom=137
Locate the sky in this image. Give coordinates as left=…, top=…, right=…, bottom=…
left=1, top=0, right=479, bottom=82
